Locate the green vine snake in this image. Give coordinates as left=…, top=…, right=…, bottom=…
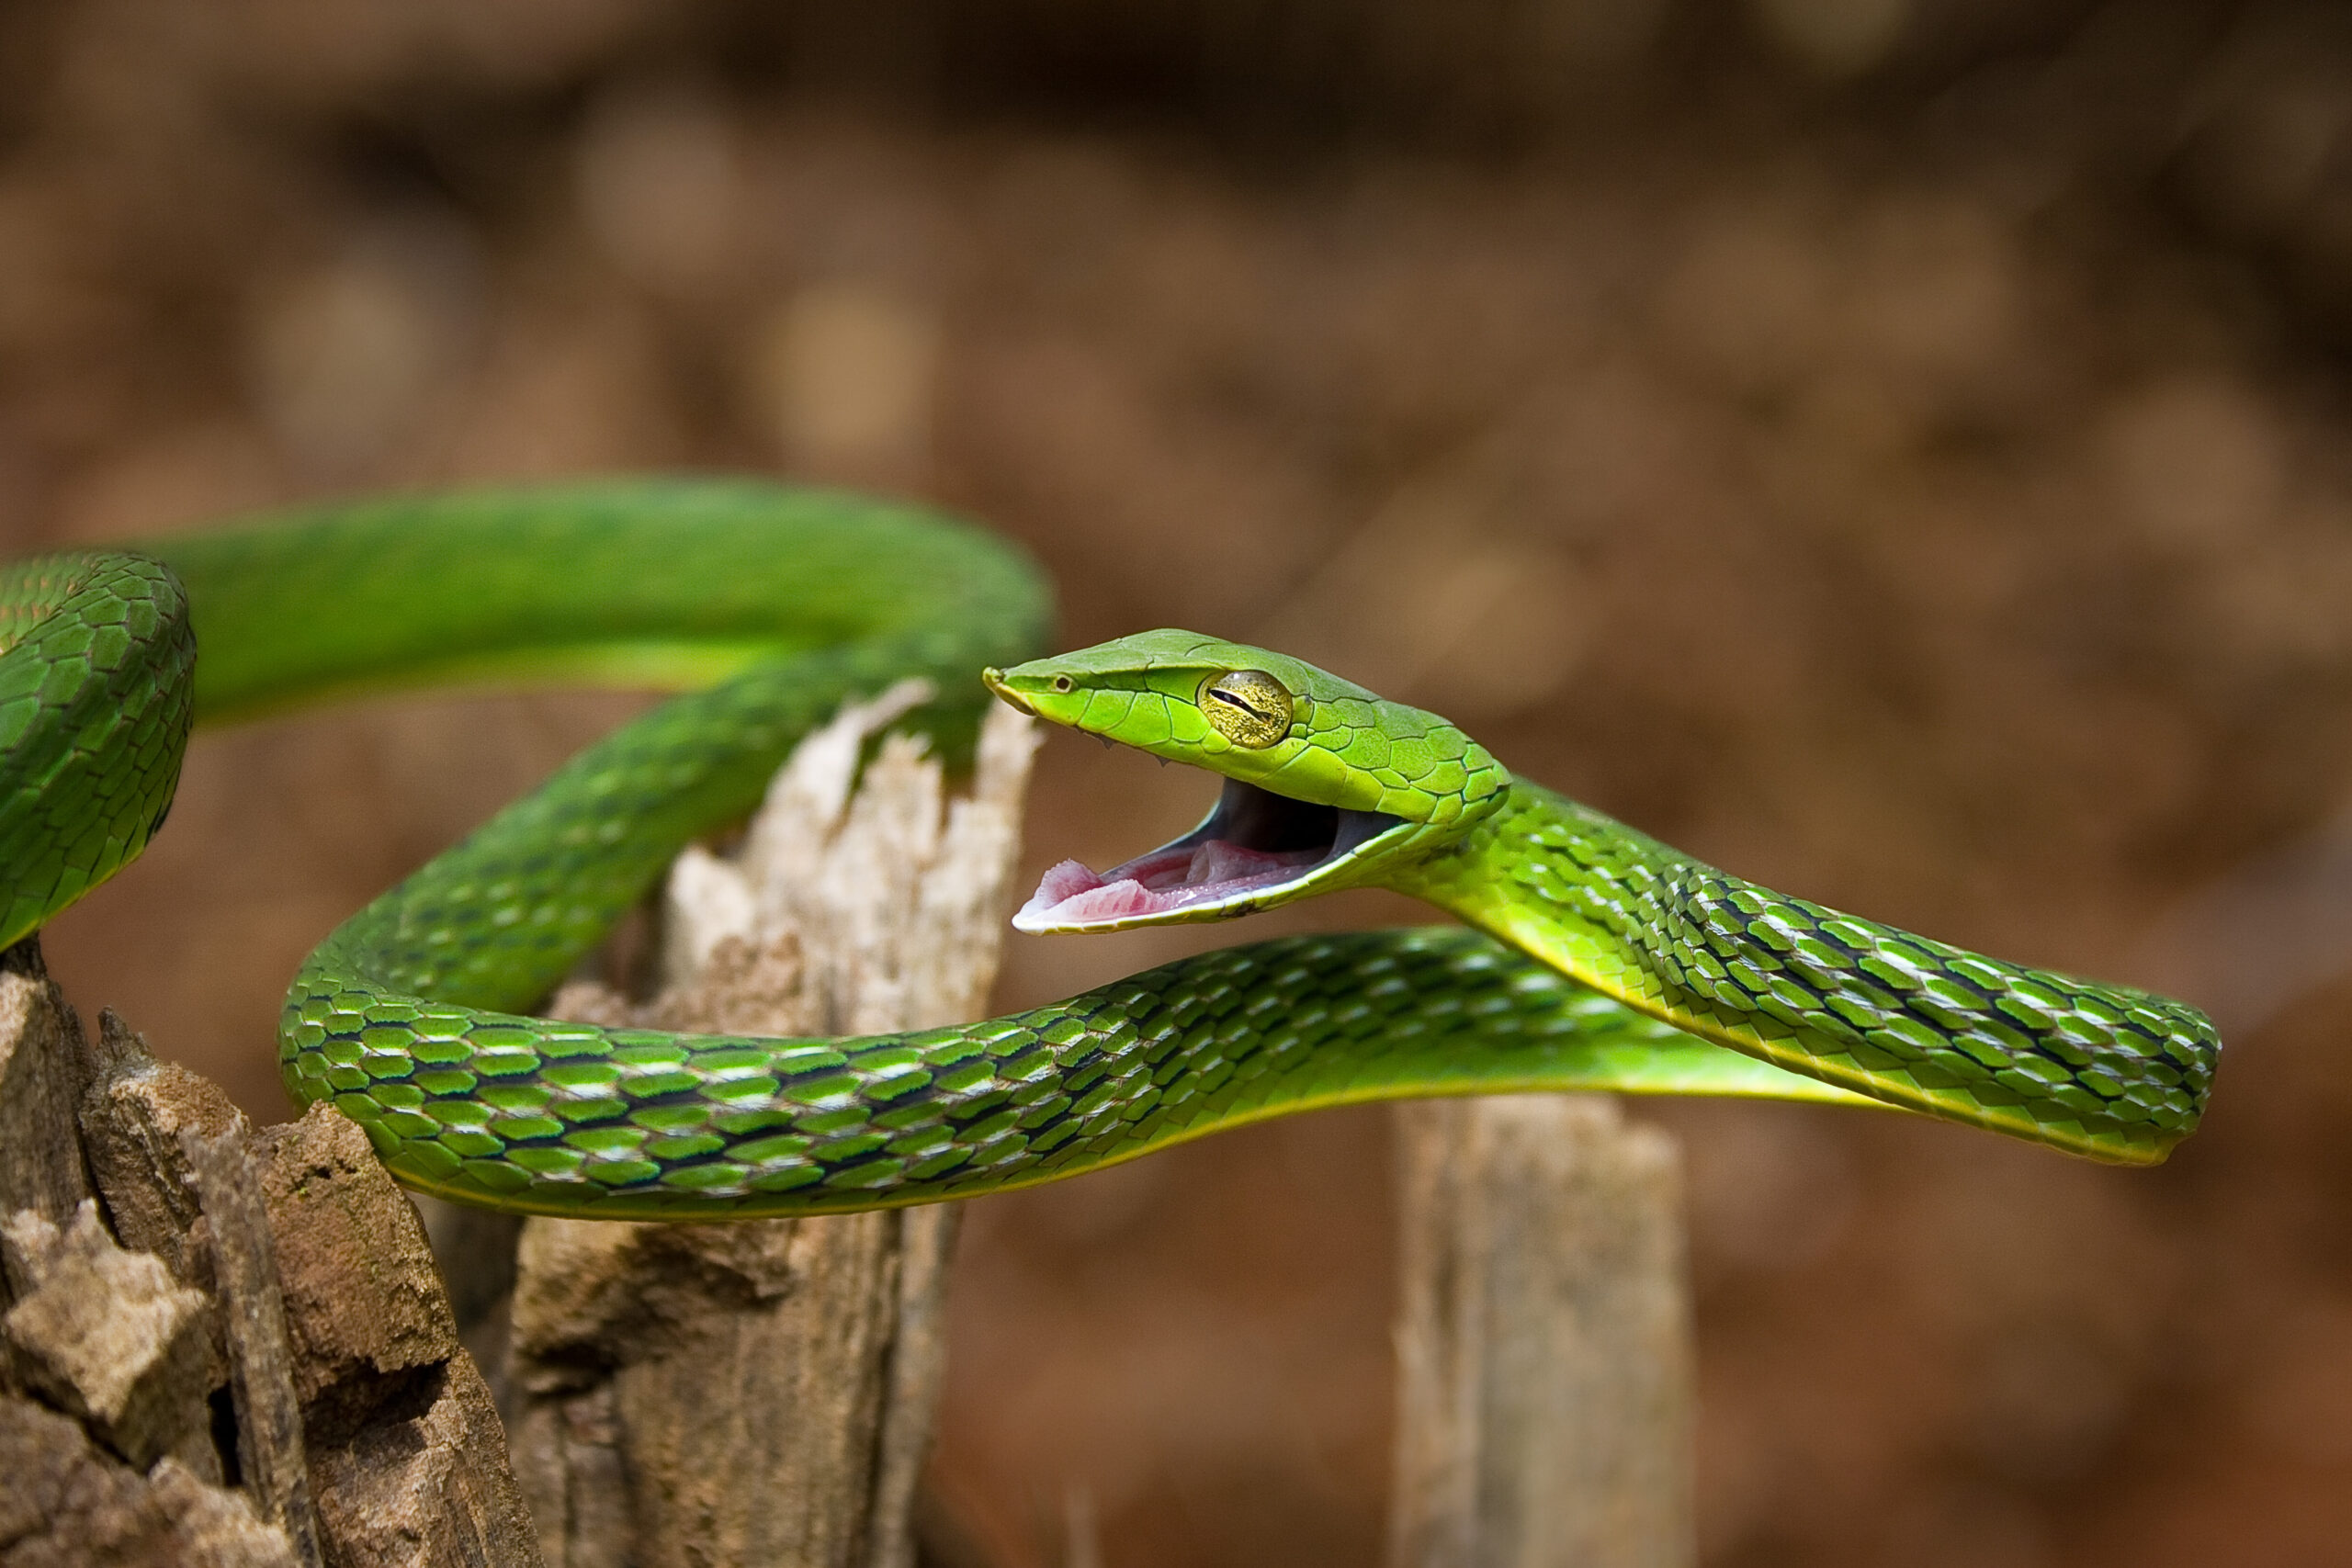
left=0, top=480, right=2219, bottom=1217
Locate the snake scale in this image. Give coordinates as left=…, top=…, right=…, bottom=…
left=0, top=480, right=2219, bottom=1217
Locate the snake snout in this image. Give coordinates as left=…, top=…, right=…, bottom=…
left=981, top=668, right=1036, bottom=716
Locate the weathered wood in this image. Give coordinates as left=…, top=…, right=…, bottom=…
left=509, top=1204, right=936, bottom=1568
left=80, top=1009, right=248, bottom=1293
left=508, top=686, right=1036, bottom=1568
left=0, top=940, right=97, bottom=1274
left=251, top=1108, right=463, bottom=1428
left=1, top=1200, right=219, bottom=1475
left=0, top=940, right=300, bottom=1564
left=306, top=1352, right=537, bottom=1568
left=183, top=1127, right=329, bottom=1568
left=863, top=1201, right=960, bottom=1568
left=254, top=1105, right=543, bottom=1568
left=1389, top=1096, right=1695, bottom=1568
left=0, top=1393, right=298, bottom=1568
left=3, top=930, right=538, bottom=1565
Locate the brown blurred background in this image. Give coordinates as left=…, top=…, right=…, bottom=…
left=8, top=0, right=2352, bottom=1562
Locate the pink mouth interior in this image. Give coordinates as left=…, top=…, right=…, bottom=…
left=1012, top=840, right=1323, bottom=931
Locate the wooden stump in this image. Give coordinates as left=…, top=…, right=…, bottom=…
left=505, top=686, right=1038, bottom=1568
left=1389, top=1096, right=1696, bottom=1568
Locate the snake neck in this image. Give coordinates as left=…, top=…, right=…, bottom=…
left=1383, top=779, right=2215, bottom=1164
left=1385, top=781, right=1666, bottom=983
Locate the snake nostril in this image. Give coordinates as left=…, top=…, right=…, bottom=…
left=1053, top=675, right=1073, bottom=693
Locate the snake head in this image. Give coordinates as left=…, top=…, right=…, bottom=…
left=983, top=629, right=1510, bottom=932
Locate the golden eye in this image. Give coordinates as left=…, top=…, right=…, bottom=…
left=1200, top=670, right=1294, bottom=749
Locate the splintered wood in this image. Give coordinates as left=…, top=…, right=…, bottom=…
left=0, top=942, right=540, bottom=1568
left=510, top=687, right=1039, bottom=1568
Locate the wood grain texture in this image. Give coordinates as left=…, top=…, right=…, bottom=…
left=1389, top=1096, right=1695, bottom=1568
left=255, top=1104, right=542, bottom=1568
left=183, top=1126, right=327, bottom=1568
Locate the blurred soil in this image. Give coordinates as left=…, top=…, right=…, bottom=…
left=7, top=2, right=2352, bottom=1564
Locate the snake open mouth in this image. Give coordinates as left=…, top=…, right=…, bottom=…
left=1013, top=777, right=1405, bottom=932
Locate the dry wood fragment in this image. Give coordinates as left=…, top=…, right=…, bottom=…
left=509, top=686, right=1037, bottom=1568
left=251, top=1108, right=464, bottom=1429
left=3, top=931, right=537, bottom=1566
left=183, top=1127, right=328, bottom=1568
left=305, top=1354, right=534, bottom=1568
left=0, top=942, right=298, bottom=1567
left=0, top=940, right=96, bottom=1271
left=1389, top=1096, right=1696, bottom=1568
left=80, top=1009, right=248, bottom=1292
left=254, top=1105, right=543, bottom=1568
left=0, top=1393, right=298, bottom=1568
left=1, top=1200, right=218, bottom=1474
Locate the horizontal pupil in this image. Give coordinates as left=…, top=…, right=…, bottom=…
left=1214, top=690, right=1271, bottom=718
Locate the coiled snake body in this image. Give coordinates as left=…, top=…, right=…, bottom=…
left=0, top=482, right=2218, bottom=1216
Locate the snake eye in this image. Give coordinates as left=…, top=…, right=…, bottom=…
left=1200, top=670, right=1294, bottom=748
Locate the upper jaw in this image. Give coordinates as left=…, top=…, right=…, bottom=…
left=1012, top=776, right=1405, bottom=933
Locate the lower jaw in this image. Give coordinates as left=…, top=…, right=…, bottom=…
left=1013, top=840, right=1325, bottom=930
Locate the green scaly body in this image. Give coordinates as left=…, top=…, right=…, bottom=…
left=1396, top=785, right=2203, bottom=1162
left=0, top=482, right=2218, bottom=1218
